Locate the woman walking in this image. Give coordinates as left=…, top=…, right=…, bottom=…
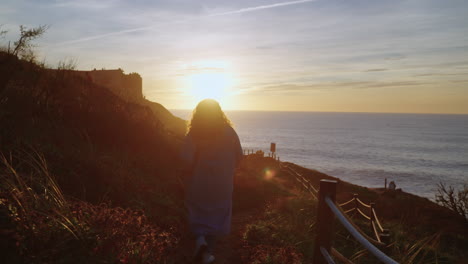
left=180, top=99, right=243, bottom=263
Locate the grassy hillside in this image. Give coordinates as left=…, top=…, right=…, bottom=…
left=0, top=51, right=187, bottom=262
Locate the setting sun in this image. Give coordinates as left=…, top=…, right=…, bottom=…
left=187, top=72, right=232, bottom=102
left=183, top=60, right=235, bottom=107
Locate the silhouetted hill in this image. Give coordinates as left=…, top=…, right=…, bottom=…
left=0, top=51, right=184, bottom=202
left=0, top=51, right=192, bottom=262
left=53, top=67, right=186, bottom=136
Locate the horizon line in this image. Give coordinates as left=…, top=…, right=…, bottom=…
left=169, top=109, right=468, bottom=115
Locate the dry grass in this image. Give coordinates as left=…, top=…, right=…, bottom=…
left=0, top=150, right=180, bottom=263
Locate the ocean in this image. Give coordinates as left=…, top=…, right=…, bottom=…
left=171, top=110, right=468, bottom=199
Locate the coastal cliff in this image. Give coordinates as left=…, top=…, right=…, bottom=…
left=74, top=69, right=143, bottom=103
left=66, top=68, right=186, bottom=135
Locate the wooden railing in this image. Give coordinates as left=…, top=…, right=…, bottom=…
left=243, top=148, right=280, bottom=162
left=283, top=165, right=317, bottom=199
left=280, top=164, right=397, bottom=263
left=339, top=193, right=390, bottom=244
left=314, top=180, right=398, bottom=264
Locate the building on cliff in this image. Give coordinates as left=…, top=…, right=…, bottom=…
left=74, top=69, right=143, bottom=103
left=69, top=68, right=186, bottom=135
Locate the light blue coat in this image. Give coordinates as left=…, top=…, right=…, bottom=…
left=180, top=126, right=242, bottom=236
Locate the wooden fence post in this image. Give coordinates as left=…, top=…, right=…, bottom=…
left=353, top=193, right=359, bottom=217
left=313, top=180, right=337, bottom=264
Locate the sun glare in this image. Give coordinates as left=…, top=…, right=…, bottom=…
left=188, top=72, right=232, bottom=101
left=183, top=60, right=235, bottom=107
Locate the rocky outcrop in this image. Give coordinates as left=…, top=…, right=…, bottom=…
left=74, top=69, right=143, bottom=103
left=71, top=68, right=185, bottom=136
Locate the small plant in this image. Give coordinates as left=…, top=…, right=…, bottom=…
left=435, top=182, right=467, bottom=220
left=57, top=58, right=78, bottom=70
left=12, top=25, right=48, bottom=58
left=0, top=25, right=7, bottom=38
left=0, top=150, right=89, bottom=261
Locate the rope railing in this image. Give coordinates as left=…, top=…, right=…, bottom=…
left=324, top=195, right=398, bottom=264
left=313, top=180, right=398, bottom=264
left=373, top=208, right=384, bottom=233
left=357, top=208, right=371, bottom=220
left=285, top=166, right=318, bottom=194
left=283, top=165, right=318, bottom=198
left=335, top=194, right=387, bottom=244
left=334, top=198, right=386, bottom=247
left=339, top=198, right=355, bottom=207
left=356, top=198, right=372, bottom=208
left=280, top=164, right=392, bottom=261
left=372, top=221, right=382, bottom=243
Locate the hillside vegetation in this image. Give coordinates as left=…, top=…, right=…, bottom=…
left=1, top=52, right=466, bottom=263
left=0, top=51, right=187, bottom=262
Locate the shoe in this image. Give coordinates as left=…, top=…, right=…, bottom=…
left=202, top=252, right=215, bottom=264
left=193, top=236, right=208, bottom=262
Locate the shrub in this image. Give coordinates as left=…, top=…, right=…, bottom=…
left=435, top=182, right=467, bottom=221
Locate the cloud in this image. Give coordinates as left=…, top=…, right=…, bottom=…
left=251, top=80, right=431, bottom=94
left=51, top=0, right=117, bottom=9
left=414, top=72, right=468, bottom=77
left=53, top=26, right=158, bottom=46
left=364, top=68, right=388, bottom=72
left=52, top=0, right=316, bottom=46
left=384, top=55, right=406, bottom=61
left=449, top=79, right=468, bottom=84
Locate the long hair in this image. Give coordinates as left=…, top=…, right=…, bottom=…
left=188, top=99, right=232, bottom=144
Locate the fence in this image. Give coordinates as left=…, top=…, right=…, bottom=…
left=280, top=164, right=398, bottom=263
left=338, top=194, right=390, bottom=245
left=243, top=148, right=280, bottom=162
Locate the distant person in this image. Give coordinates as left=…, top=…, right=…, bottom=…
left=180, top=99, right=243, bottom=264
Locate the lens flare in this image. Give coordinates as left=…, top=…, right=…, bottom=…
left=263, top=168, right=277, bottom=180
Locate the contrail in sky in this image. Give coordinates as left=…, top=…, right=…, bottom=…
left=54, top=0, right=315, bottom=46
left=208, top=0, right=314, bottom=17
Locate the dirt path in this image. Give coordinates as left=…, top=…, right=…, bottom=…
left=175, top=165, right=303, bottom=263
left=175, top=209, right=257, bottom=264
left=211, top=210, right=257, bottom=264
